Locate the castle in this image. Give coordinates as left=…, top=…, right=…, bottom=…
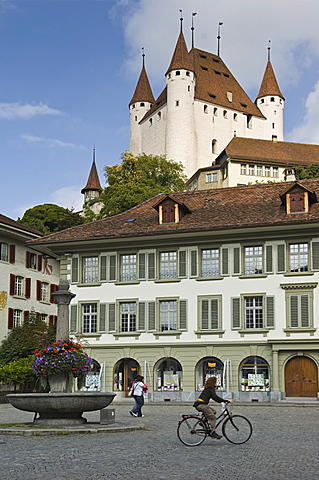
left=129, top=27, right=284, bottom=178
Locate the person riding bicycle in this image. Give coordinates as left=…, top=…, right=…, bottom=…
left=193, top=376, right=231, bottom=439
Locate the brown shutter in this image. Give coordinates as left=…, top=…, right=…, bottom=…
left=26, top=251, right=31, bottom=268
left=36, top=280, right=41, bottom=301
left=24, top=311, right=29, bottom=322
left=9, top=274, right=15, bottom=295
left=8, top=309, right=14, bottom=329
left=25, top=278, right=31, bottom=298
left=50, top=284, right=58, bottom=303
left=38, top=254, right=43, bottom=272
left=9, top=245, right=16, bottom=263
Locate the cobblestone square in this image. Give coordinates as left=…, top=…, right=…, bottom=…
left=0, top=403, right=318, bottom=480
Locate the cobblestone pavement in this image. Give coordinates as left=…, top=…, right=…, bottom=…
left=0, top=402, right=318, bottom=480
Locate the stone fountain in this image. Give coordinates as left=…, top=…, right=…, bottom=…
left=7, top=279, right=116, bottom=425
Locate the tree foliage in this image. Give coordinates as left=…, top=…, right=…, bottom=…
left=0, top=356, right=34, bottom=386
left=294, top=164, right=319, bottom=180
left=85, top=152, right=187, bottom=219
left=0, top=310, right=56, bottom=366
left=18, top=204, right=84, bottom=234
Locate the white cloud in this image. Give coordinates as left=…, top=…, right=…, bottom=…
left=287, top=80, right=319, bottom=144
left=21, top=134, right=84, bottom=149
left=0, top=102, right=63, bottom=119
left=51, top=186, right=83, bottom=213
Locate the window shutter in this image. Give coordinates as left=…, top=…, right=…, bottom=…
left=138, top=302, right=146, bottom=331
left=100, top=255, right=107, bottom=282
left=9, top=274, right=15, bottom=295
left=265, top=245, right=273, bottom=273
left=201, top=299, right=209, bottom=329
left=109, top=255, right=117, bottom=282
left=50, top=284, right=55, bottom=303
left=138, top=253, right=146, bottom=280
left=38, top=255, right=43, bottom=272
left=211, top=298, right=219, bottom=329
left=190, top=249, right=198, bottom=277
left=231, top=297, right=241, bottom=329
left=289, top=295, right=299, bottom=328
left=277, top=244, right=286, bottom=273
left=311, top=241, right=319, bottom=270
left=178, top=250, right=187, bottom=278
left=266, top=296, right=275, bottom=328
left=301, top=295, right=310, bottom=328
left=49, top=315, right=54, bottom=325
left=24, top=311, right=29, bottom=322
left=25, top=278, right=31, bottom=299
left=221, top=248, right=229, bottom=276
left=147, top=301, right=156, bottom=331
left=71, top=257, right=79, bottom=283
left=26, top=251, right=31, bottom=268
left=148, top=253, right=156, bottom=280
left=70, top=305, right=78, bottom=332
left=9, top=245, right=15, bottom=264
left=179, top=300, right=187, bottom=330
left=233, top=247, right=241, bottom=275
left=99, top=303, right=107, bottom=332
left=108, top=303, right=116, bottom=332
left=8, top=308, right=14, bottom=329
left=36, top=280, right=41, bottom=301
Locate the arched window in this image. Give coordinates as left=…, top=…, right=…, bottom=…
left=213, top=107, right=218, bottom=116
left=212, top=139, right=217, bottom=154
left=154, top=358, right=182, bottom=391
left=239, top=356, right=270, bottom=392
left=195, top=357, right=224, bottom=391
left=204, top=105, right=208, bottom=114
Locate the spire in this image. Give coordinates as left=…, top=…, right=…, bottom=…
left=217, top=22, right=223, bottom=57
left=166, top=31, right=194, bottom=75
left=129, top=49, right=155, bottom=106
left=256, top=45, right=285, bottom=101
left=191, top=12, right=197, bottom=49
left=81, top=147, right=102, bottom=195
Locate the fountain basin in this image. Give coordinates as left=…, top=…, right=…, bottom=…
left=7, top=392, right=116, bottom=426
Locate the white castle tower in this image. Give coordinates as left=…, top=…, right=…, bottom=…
left=129, top=24, right=284, bottom=178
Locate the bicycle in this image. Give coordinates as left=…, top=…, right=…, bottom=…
left=177, top=402, right=252, bottom=446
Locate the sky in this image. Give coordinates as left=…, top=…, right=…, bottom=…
left=2, top=0, right=319, bottom=220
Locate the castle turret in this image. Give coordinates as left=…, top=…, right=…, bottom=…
left=255, top=45, right=284, bottom=142
left=165, top=28, right=197, bottom=177
left=129, top=52, right=155, bottom=154
left=81, top=148, right=103, bottom=215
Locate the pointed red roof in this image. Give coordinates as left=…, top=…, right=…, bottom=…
left=166, top=32, right=194, bottom=74
left=81, top=160, right=102, bottom=194
left=256, top=61, right=284, bottom=100
left=129, top=66, right=155, bottom=106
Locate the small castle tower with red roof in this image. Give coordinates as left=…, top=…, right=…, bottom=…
left=81, top=147, right=103, bottom=215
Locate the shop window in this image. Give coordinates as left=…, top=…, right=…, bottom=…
left=155, top=358, right=182, bottom=391
left=240, top=356, right=270, bottom=392
left=195, top=357, right=224, bottom=391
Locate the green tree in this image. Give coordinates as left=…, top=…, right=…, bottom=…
left=85, top=152, right=187, bottom=219
left=18, top=204, right=83, bottom=234
left=0, top=357, right=34, bottom=390
left=294, top=164, right=319, bottom=180
left=0, top=310, right=56, bottom=366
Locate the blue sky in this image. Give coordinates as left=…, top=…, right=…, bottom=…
left=2, top=0, right=319, bottom=220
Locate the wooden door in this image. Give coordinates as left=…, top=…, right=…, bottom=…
left=285, top=356, right=318, bottom=397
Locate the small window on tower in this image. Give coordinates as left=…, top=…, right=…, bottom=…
left=204, top=105, right=208, bottom=114
left=140, top=102, right=145, bottom=107
left=260, top=99, right=264, bottom=104
left=214, top=108, right=218, bottom=116
left=186, top=71, right=190, bottom=77
left=223, top=110, right=228, bottom=119
left=175, top=71, right=181, bottom=76
left=176, top=100, right=179, bottom=107
left=270, top=97, right=275, bottom=102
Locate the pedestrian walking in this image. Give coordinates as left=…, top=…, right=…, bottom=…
left=129, top=375, right=148, bottom=417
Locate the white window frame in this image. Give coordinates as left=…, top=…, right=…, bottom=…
left=244, top=246, right=263, bottom=275
left=289, top=243, right=308, bottom=272
left=82, top=256, right=99, bottom=283
left=120, top=302, right=137, bottom=332
left=120, top=254, right=137, bottom=282
left=159, top=251, right=177, bottom=280
left=201, top=248, right=220, bottom=277
left=82, top=303, right=98, bottom=334
left=13, top=309, right=22, bottom=327
left=40, top=282, right=49, bottom=302
left=0, top=242, right=8, bottom=262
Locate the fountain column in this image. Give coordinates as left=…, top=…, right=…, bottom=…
left=53, top=278, right=76, bottom=342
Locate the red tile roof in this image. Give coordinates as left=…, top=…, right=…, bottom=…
left=0, top=213, right=42, bottom=236
left=256, top=61, right=284, bottom=100
left=29, top=178, right=319, bottom=247
left=129, top=66, right=155, bottom=106
left=81, top=160, right=102, bottom=194
left=166, top=32, right=194, bottom=74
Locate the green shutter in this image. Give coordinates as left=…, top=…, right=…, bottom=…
left=190, top=249, right=198, bottom=277
left=277, top=244, right=286, bottom=273
left=266, top=296, right=275, bottom=328
left=231, top=297, right=241, bottom=329
left=109, top=255, right=117, bottom=282
left=138, top=253, right=146, bottom=280
left=211, top=298, right=219, bottom=329
left=178, top=250, right=187, bottom=278
left=301, top=294, right=310, bottom=328
left=201, top=299, right=209, bottom=330
left=221, top=248, right=229, bottom=276
left=99, top=303, right=106, bottom=332
left=233, top=247, right=240, bottom=275
left=265, top=245, right=273, bottom=273
left=108, top=303, right=116, bottom=332
left=179, top=300, right=187, bottom=330
left=289, top=295, right=299, bottom=328
left=70, top=304, right=78, bottom=332
left=148, top=253, right=156, bottom=280
left=71, top=257, right=79, bottom=283
left=147, top=301, right=156, bottom=331
left=100, top=255, right=107, bottom=282
left=311, top=241, right=319, bottom=270
left=138, top=302, right=146, bottom=331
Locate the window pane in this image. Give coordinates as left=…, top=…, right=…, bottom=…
left=245, top=297, right=263, bottom=329
left=41, top=282, right=48, bottom=302
left=244, top=246, right=262, bottom=275
left=160, top=252, right=177, bottom=279
left=289, top=243, right=308, bottom=272
left=83, top=257, right=99, bottom=283
left=160, top=300, right=177, bottom=331
left=82, top=303, right=97, bottom=333
left=120, top=254, right=137, bottom=282
left=120, top=302, right=136, bottom=332
left=15, top=276, right=23, bottom=296
left=0, top=243, right=8, bottom=262
left=202, top=249, right=219, bottom=277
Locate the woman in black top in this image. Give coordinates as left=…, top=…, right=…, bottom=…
left=194, top=376, right=230, bottom=439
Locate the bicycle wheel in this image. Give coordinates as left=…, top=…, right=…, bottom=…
left=177, top=416, right=208, bottom=446
left=222, top=415, right=252, bottom=444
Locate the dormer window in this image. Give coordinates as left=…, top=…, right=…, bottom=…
left=289, top=193, right=305, bottom=213
left=281, top=182, right=317, bottom=214
left=161, top=205, right=175, bottom=224
left=154, top=195, right=191, bottom=225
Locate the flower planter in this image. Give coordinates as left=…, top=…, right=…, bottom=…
left=49, top=374, right=72, bottom=393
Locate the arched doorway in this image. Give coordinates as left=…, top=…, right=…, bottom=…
left=285, top=356, right=318, bottom=397
left=239, top=356, right=270, bottom=392
left=195, top=357, right=224, bottom=391
left=154, top=358, right=182, bottom=391
left=113, top=358, right=140, bottom=397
